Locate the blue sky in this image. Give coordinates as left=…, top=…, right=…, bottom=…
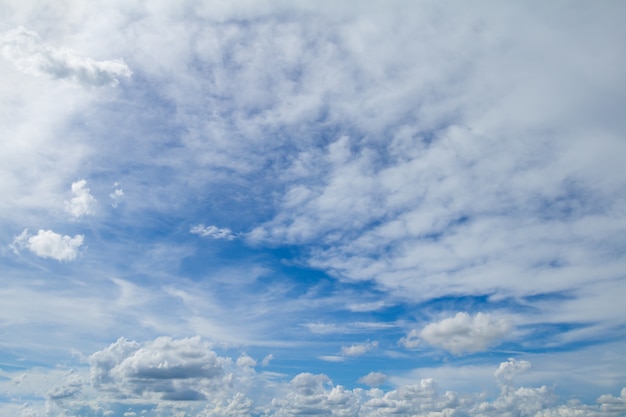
left=1, top=1, right=626, bottom=416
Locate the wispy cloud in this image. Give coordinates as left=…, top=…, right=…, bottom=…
left=0, top=26, right=131, bottom=87
left=190, top=224, right=237, bottom=240
left=341, top=340, right=378, bottom=357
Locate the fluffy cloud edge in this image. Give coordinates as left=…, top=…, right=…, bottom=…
left=11, top=228, right=84, bottom=262
left=414, top=312, right=512, bottom=355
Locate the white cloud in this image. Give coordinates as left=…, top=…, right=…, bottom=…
left=89, top=336, right=226, bottom=401
left=419, top=312, right=512, bottom=354
left=236, top=354, right=256, bottom=368
left=0, top=26, right=131, bottom=87
left=494, top=358, right=532, bottom=386
left=341, top=340, right=378, bottom=357
left=398, top=329, right=420, bottom=349
left=110, top=187, right=124, bottom=207
left=358, top=372, right=387, bottom=387
left=11, top=229, right=84, bottom=262
left=190, top=224, right=236, bottom=240
left=65, top=179, right=97, bottom=218
left=2, top=344, right=626, bottom=416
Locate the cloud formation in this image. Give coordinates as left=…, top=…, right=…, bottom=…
left=90, top=336, right=226, bottom=401
left=190, top=224, right=237, bottom=240
left=341, top=340, right=379, bottom=357
left=358, top=372, right=387, bottom=388
left=1, top=336, right=625, bottom=416
left=0, top=26, right=131, bottom=87
left=66, top=179, right=97, bottom=218
left=419, top=312, right=512, bottom=354
left=11, top=229, right=84, bottom=261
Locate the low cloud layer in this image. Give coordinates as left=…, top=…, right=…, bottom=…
left=2, top=336, right=625, bottom=417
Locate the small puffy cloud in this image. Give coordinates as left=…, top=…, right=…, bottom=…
left=419, top=312, right=512, bottom=354
left=11, top=229, right=84, bottom=262
left=494, top=358, right=532, bottom=386
left=341, top=340, right=378, bottom=357
left=358, top=372, right=387, bottom=387
left=110, top=188, right=124, bottom=208
left=0, top=26, right=132, bottom=87
left=190, top=224, right=236, bottom=240
left=65, top=180, right=97, bottom=218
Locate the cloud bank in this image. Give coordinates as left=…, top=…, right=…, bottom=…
left=1, top=336, right=624, bottom=417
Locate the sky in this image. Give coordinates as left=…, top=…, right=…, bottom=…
left=1, top=1, right=626, bottom=416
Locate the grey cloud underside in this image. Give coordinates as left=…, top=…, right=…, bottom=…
left=14, top=338, right=626, bottom=417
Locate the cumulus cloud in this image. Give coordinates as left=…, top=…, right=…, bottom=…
left=65, top=179, right=97, bottom=218
left=270, top=373, right=359, bottom=416
left=419, top=312, right=512, bottom=354
left=341, top=340, right=378, bottom=357
left=494, top=358, right=532, bottom=386
left=0, top=26, right=131, bottom=87
left=46, top=370, right=83, bottom=401
left=190, top=224, right=236, bottom=240
left=89, top=336, right=226, bottom=401
left=11, top=229, right=84, bottom=262
left=358, top=372, right=387, bottom=387
left=4, top=343, right=626, bottom=416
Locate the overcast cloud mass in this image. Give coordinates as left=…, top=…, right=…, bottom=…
left=1, top=1, right=625, bottom=416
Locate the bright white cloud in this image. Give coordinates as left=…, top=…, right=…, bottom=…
left=419, top=312, right=512, bottom=354
left=190, top=224, right=236, bottom=240
left=11, top=229, right=84, bottom=261
left=65, top=179, right=97, bottom=218
left=0, top=26, right=131, bottom=87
